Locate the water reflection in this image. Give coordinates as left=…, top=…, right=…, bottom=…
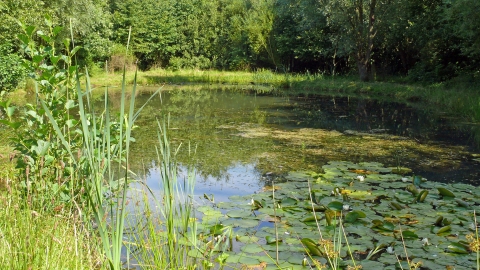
left=123, top=86, right=479, bottom=199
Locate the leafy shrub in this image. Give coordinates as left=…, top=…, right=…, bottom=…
left=108, top=43, right=136, bottom=72
left=0, top=44, right=26, bottom=93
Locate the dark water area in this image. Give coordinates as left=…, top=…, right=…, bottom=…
left=272, top=94, right=480, bottom=184
left=280, top=95, right=472, bottom=143
left=125, top=86, right=480, bottom=201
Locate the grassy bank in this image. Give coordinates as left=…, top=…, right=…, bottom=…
left=0, top=189, right=100, bottom=269
left=88, top=68, right=302, bottom=87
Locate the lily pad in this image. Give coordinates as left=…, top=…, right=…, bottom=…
left=437, top=187, right=456, bottom=197
left=241, top=243, right=265, bottom=254
left=222, top=218, right=259, bottom=228
left=226, top=209, right=253, bottom=218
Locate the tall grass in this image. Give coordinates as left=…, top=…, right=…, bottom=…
left=0, top=191, right=98, bottom=269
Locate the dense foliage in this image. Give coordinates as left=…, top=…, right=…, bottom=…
left=0, top=0, right=479, bottom=87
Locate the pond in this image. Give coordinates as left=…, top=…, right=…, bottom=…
left=122, top=85, right=480, bottom=269
left=127, top=85, right=479, bottom=193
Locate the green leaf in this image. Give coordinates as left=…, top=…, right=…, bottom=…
left=446, top=242, right=469, bottom=254
left=327, top=201, right=343, bottom=211
left=401, top=230, right=418, bottom=239
left=33, top=55, right=45, bottom=65
left=65, top=100, right=76, bottom=109
left=434, top=225, right=451, bottom=235
left=53, top=26, right=63, bottom=36
left=25, top=25, right=36, bottom=36
left=70, top=46, right=82, bottom=56
left=437, top=187, right=455, bottom=197
left=17, top=34, right=29, bottom=45
left=209, top=224, right=225, bottom=235
left=265, top=235, right=282, bottom=244
left=301, top=238, right=323, bottom=257
left=226, top=209, right=252, bottom=218
left=345, top=211, right=359, bottom=223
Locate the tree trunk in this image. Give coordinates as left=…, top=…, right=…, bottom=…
left=357, top=60, right=369, bottom=82
left=354, top=0, right=376, bottom=82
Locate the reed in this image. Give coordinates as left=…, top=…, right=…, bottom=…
left=125, top=119, right=199, bottom=269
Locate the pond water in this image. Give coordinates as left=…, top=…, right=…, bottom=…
left=118, top=85, right=480, bottom=269
left=125, top=85, right=479, bottom=200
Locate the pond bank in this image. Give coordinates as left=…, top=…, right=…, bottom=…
left=83, top=69, right=480, bottom=124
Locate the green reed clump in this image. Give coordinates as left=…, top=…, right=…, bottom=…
left=126, top=119, right=199, bottom=269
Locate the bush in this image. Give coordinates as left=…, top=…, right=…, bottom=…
left=108, top=43, right=136, bottom=72
left=0, top=44, right=26, bottom=93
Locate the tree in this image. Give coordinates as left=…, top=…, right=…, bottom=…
left=322, top=0, right=377, bottom=81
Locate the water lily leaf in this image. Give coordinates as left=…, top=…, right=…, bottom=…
left=359, top=260, right=386, bottom=269
left=302, top=213, right=323, bottom=223
left=226, top=209, right=252, bottom=218
left=216, top=202, right=237, bottom=209
left=395, top=261, right=410, bottom=269
left=379, top=182, right=406, bottom=189
left=236, top=235, right=259, bottom=243
left=406, top=184, right=419, bottom=196
left=455, top=199, right=470, bottom=208
left=301, top=201, right=326, bottom=211
left=347, top=190, right=378, bottom=201
left=197, top=206, right=223, bottom=217
left=281, top=197, right=299, bottom=206
left=241, top=243, right=265, bottom=254
left=286, top=253, right=307, bottom=266
left=265, top=235, right=282, bottom=244
left=389, top=167, right=412, bottom=174
left=345, top=210, right=366, bottom=223
left=372, top=220, right=394, bottom=232
left=401, top=230, right=418, bottom=239
left=257, top=208, right=285, bottom=217
left=301, top=238, right=323, bottom=257
left=433, top=225, right=451, bottom=235
left=437, top=187, right=455, bottom=197
left=222, top=218, right=259, bottom=228
left=285, top=171, right=312, bottom=181
left=389, top=202, right=404, bottom=210
left=446, top=242, right=469, bottom=254
left=327, top=201, right=343, bottom=211
left=416, top=190, right=429, bottom=202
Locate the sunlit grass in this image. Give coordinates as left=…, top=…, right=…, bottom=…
left=88, top=68, right=304, bottom=88
left=0, top=191, right=99, bottom=269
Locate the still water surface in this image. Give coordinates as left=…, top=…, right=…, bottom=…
left=123, top=86, right=479, bottom=201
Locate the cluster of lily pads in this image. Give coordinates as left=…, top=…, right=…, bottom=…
left=193, top=161, right=480, bottom=269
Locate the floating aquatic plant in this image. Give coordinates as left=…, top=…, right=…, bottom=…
left=194, top=161, right=480, bottom=269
